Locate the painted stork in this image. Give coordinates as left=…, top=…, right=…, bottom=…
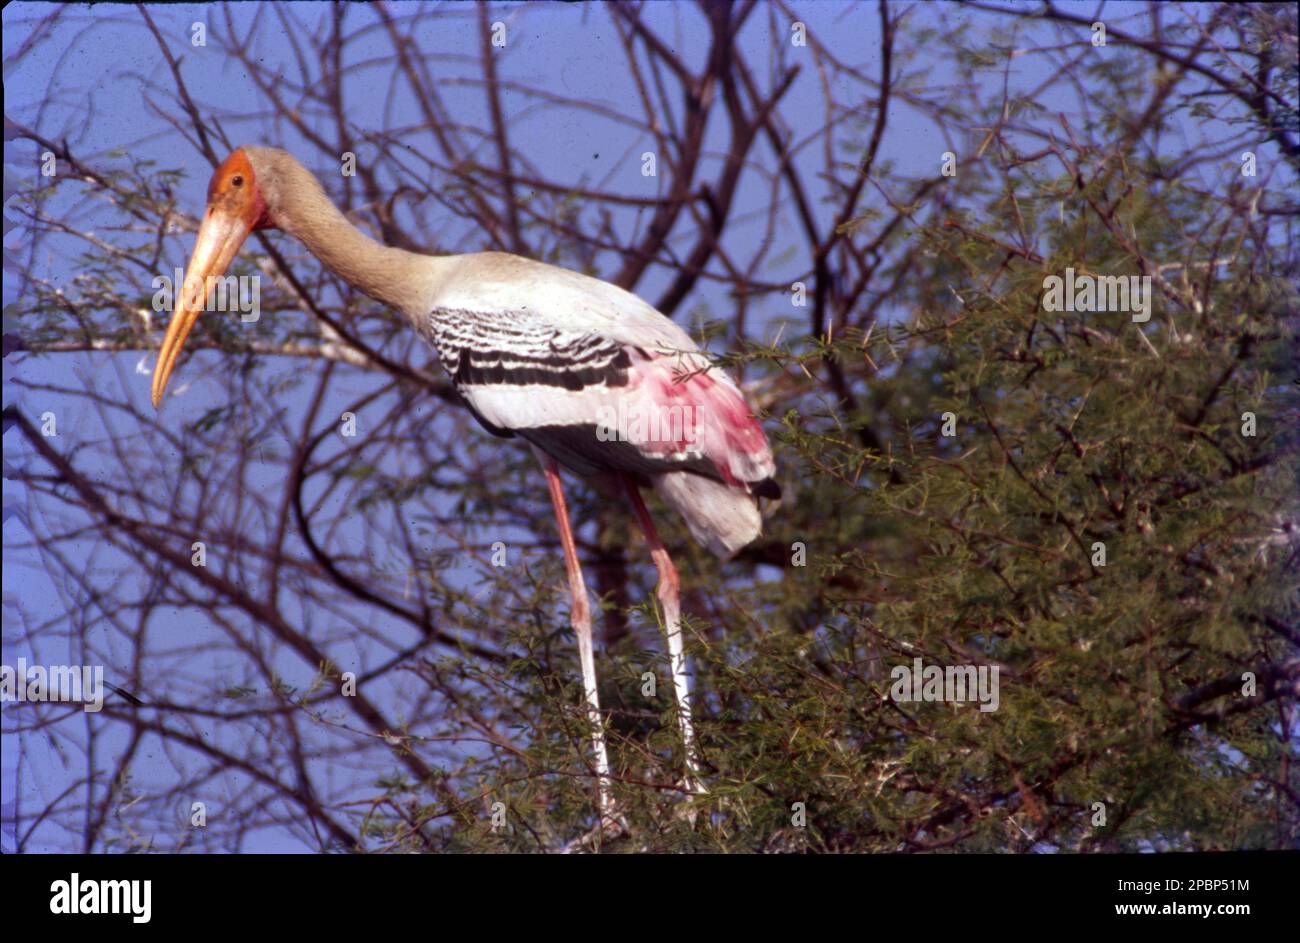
left=151, top=147, right=779, bottom=840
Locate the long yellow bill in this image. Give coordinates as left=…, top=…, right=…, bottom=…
left=151, top=210, right=253, bottom=408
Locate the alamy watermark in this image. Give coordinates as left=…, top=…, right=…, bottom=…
left=595, top=400, right=702, bottom=450
left=889, top=657, right=1000, bottom=712
left=0, top=658, right=105, bottom=713
left=152, top=267, right=260, bottom=322
left=1042, top=267, right=1152, bottom=323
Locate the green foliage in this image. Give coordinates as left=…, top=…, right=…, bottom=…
left=374, top=211, right=1297, bottom=852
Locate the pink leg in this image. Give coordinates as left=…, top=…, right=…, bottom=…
left=623, top=476, right=703, bottom=795
left=538, top=453, right=616, bottom=827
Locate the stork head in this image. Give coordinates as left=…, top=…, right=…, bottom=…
left=151, top=147, right=276, bottom=408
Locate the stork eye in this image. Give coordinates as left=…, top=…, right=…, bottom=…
left=232, top=175, right=245, bottom=188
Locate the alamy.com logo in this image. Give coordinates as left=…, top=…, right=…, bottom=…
left=50, top=874, right=151, bottom=923
left=0, top=658, right=105, bottom=712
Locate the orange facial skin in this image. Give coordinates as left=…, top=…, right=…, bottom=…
left=205, top=150, right=273, bottom=230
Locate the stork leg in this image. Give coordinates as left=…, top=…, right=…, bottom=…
left=623, top=476, right=704, bottom=797
left=538, top=453, right=618, bottom=834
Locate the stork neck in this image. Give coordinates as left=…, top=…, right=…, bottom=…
left=273, top=184, right=438, bottom=317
